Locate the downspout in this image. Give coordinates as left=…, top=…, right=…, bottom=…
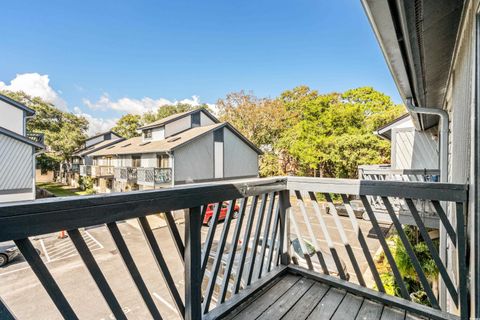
left=406, top=98, right=449, bottom=310
left=406, top=98, right=449, bottom=182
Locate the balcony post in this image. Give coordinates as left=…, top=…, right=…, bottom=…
left=278, top=190, right=291, bottom=265
left=184, top=206, right=202, bottom=320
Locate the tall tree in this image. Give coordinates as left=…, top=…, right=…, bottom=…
left=1, top=90, right=88, bottom=168
left=217, top=86, right=404, bottom=178
left=112, top=114, right=143, bottom=138
left=278, top=86, right=405, bottom=177
left=217, top=91, right=288, bottom=176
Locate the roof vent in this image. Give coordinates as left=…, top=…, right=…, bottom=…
left=106, top=145, right=116, bottom=149
left=167, top=137, right=181, bottom=143
left=139, top=141, right=151, bottom=146
left=121, top=143, right=131, bottom=148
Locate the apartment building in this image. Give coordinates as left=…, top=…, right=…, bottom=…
left=0, top=94, right=45, bottom=202
left=81, top=108, right=261, bottom=193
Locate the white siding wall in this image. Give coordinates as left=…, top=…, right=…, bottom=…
left=165, top=116, right=191, bottom=137
left=214, top=141, right=224, bottom=178
left=174, top=132, right=214, bottom=183
left=391, top=128, right=439, bottom=169
left=0, top=134, right=34, bottom=202
left=141, top=153, right=157, bottom=167
left=151, top=127, right=165, bottom=141
left=85, top=135, right=104, bottom=147
left=201, top=112, right=216, bottom=126
left=0, top=101, right=24, bottom=135
left=223, top=128, right=259, bottom=178
left=442, top=2, right=477, bottom=315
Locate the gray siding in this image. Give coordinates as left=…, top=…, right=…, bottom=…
left=391, top=128, right=438, bottom=170
left=442, top=2, right=477, bottom=315
left=0, top=134, right=33, bottom=190
left=223, top=128, right=259, bottom=178
left=174, top=132, right=214, bottom=183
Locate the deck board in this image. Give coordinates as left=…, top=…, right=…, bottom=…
left=281, top=282, right=330, bottom=320
left=230, top=274, right=300, bottom=320
left=256, top=277, right=314, bottom=320
left=331, top=293, right=364, bottom=320
left=306, top=287, right=346, bottom=319
left=381, top=306, right=406, bottom=320
left=355, top=299, right=384, bottom=320
left=223, top=272, right=445, bottom=320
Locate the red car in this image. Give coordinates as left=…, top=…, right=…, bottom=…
left=203, top=202, right=240, bottom=226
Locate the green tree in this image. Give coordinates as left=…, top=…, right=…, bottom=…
left=1, top=90, right=88, bottom=167
left=155, top=103, right=198, bottom=120
left=112, top=114, right=143, bottom=138
left=277, top=86, right=404, bottom=178
left=217, top=91, right=288, bottom=176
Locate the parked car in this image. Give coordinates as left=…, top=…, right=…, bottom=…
left=0, top=242, right=42, bottom=267
left=0, top=242, right=20, bottom=267
left=203, top=202, right=240, bottom=226
left=326, top=199, right=365, bottom=219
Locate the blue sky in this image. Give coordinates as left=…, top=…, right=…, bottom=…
left=0, top=0, right=400, bottom=134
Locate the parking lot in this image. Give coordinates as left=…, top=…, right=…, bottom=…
left=0, top=199, right=390, bottom=319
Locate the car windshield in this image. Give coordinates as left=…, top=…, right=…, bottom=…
left=291, top=238, right=316, bottom=257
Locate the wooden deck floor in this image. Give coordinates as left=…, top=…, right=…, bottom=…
left=225, top=273, right=427, bottom=320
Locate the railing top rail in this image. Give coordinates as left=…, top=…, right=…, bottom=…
left=358, top=165, right=440, bottom=175
left=0, top=177, right=286, bottom=242
left=286, top=176, right=467, bottom=202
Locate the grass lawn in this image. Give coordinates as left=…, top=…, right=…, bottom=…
left=36, top=182, right=90, bottom=197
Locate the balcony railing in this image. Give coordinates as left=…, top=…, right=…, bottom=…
left=358, top=164, right=440, bottom=182
left=0, top=177, right=469, bottom=319
left=358, top=165, right=441, bottom=227
left=137, top=167, right=172, bottom=186
left=71, top=163, right=80, bottom=173
left=91, top=165, right=114, bottom=177
left=27, top=132, right=45, bottom=145
left=114, top=167, right=137, bottom=183
left=79, top=165, right=91, bottom=176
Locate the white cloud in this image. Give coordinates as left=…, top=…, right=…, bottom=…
left=0, top=73, right=67, bottom=109
left=83, top=93, right=213, bottom=115
left=73, top=107, right=118, bottom=136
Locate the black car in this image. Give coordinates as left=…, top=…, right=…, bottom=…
left=0, top=242, right=20, bottom=267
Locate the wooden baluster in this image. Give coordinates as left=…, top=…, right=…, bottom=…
left=185, top=206, right=202, bottom=320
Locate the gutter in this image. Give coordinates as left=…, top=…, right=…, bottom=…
left=406, top=98, right=449, bottom=183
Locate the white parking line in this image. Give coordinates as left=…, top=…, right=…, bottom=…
left=85, top=230, right=104, bottom=249
left=152, top=292, right=178, bottom=314
left=40, top=239, right=51, bottom=262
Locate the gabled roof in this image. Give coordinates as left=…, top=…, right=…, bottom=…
left=139, top=108, right=220, bottom=130
left=90, top=123, right=224, bottom=156
left=85, top=130, right=120, bottom=142
left=90, top=122, right=263, bottom=157
left=0, top=126, right=44, bottom=149
left=0, top=93, right=35, bottom=116
left=72, top=137, right=126, bottom=157
left=374, top=114, right=412, bottom=140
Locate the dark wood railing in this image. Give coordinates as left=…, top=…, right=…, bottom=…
left=0, top=177, right=469, bottom=319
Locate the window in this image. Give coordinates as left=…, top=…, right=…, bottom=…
left=132, top=155, right=141, bottom=167
left=157, top=154, right=169, bottom=168
left=144, top=129, right=152, bottom=139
